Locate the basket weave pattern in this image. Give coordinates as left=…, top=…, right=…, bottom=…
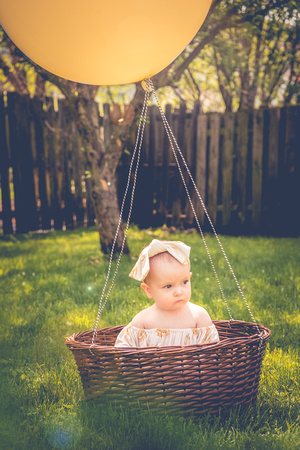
left=66, top=320, right=271, bottom=415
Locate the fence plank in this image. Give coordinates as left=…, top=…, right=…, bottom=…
left=82, top=130, right=95, bottom=226
left=208, top=114, right=221, bottom=225
left=195, top=114, right=208, bottom=224
left=283, top=106, right=300, bottom=235
left=186, top=101, right=201, bottom=224
left=0, top=96, right=13, bottom=234
left=132, top=105, right=157, bottom=228
left=147, top=105, right=158, bottom=226
left=32, top=98, right=51, bottom=230
left=252, top=109, right=264, bottom=227
left=268, top=108, right=280, bottom=179
left=263, top=108, right=281, bottom=233
left=236, top=111, right=249, bottom=223
left=59, top=100, right=74, bottom=229
left=190, top=101, right=200, bottom=169
left=161, top=104, right=172, bottom=221
left=154, top=107, right=164, bottom=226
left=177, top=102, right=187, bottom=159
left=47, top=103, right=62, bottom=230
left=222, top=112, right=234, bottom=225
left=7, top=93, right=38, bottom=233
left=71, top=121, right=85, bottom=226
left=172, top=102, right=186, bottom=226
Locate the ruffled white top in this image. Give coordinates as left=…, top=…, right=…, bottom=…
left=114, top=323, right=219, bottom=348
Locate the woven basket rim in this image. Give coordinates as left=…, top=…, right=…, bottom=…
left=66, top=320, right=271, bottom=354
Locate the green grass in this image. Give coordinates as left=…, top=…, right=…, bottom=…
left=0, top=226, right=299, bottom=449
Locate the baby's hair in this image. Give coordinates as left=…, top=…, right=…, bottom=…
left=149, top=251, right=177, bottom=263
left=144, top=251, right=190, bottom=283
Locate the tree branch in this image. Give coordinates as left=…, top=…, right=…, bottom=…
left=0, top=57, right=29, bottom=95
left=153, top=0, right=295, bottom=89
left=187, top=68, right=201, bottom=101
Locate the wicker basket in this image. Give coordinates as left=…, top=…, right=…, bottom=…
left=66, top=320, right=270, bottom=416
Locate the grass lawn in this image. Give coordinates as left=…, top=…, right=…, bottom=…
left=0, top=226, right=299, bottom=449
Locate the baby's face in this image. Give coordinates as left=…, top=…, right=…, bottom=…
left=142, top=257, right=192, bottom=312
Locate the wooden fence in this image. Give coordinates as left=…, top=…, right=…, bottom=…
left=0, top=93, right=299, bottom=236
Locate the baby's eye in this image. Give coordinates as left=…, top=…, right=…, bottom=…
left=183, top=279, right=189, bottom=285
left=163, top=284, right=172, bottom=289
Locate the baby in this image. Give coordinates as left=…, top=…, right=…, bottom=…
left=114, top=239, right=219, bottom=347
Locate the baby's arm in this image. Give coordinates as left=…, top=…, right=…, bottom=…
left=131, top=309, right=147, bottom=328
left=131, top=305, right=156, bottom=329
left=190, top=303, right=213, bottom=328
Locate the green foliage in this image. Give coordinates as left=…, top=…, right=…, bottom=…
left=159, top=0, right=299, bottom=111
left=0, top=227, right=299, bottom=449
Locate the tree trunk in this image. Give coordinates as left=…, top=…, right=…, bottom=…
left=75, top=85, right=129, bottom=254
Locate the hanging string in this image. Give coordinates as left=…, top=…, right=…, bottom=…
left=90, top=78, right=262, bottom=348
left=91, top=88, right=150, bottom=347
left=145, top=79, right=261, bottom=335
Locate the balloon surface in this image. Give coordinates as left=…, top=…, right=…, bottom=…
left=0, top=0, right=212, bottom=86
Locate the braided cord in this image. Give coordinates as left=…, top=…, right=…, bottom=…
left=91, top=77, right=262, bottom=347
left=91, top=88, right=150, bottom=346
left=146, top=79, right=260, bottom=334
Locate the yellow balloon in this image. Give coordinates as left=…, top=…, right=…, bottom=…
left=0, top=0, right=212, bottom=86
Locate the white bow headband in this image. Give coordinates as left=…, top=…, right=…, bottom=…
left=129, top=239, right=191, bottom=281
